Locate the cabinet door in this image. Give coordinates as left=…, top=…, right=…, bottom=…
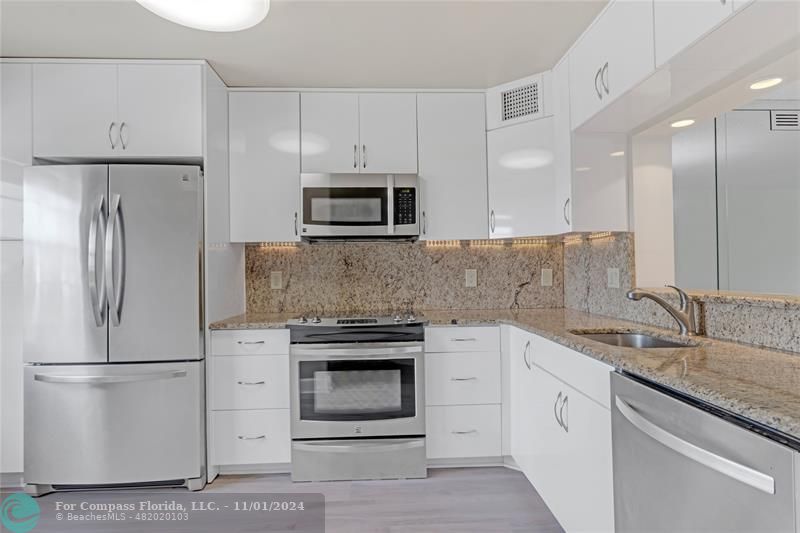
left=33, top=63, right=118, bottom=158
left=552, top=58, right=573, bottom=235
left=229, top=92, right=300, bottom=242
left=358, top=93, right=418, bottom=174
left=487, top=117, right=557, bottom=239
left=571, top=132, right=629, bottom=232
left=117, top=64, right=202, bottom=157
left=509, top=328, right=534, bottom=475
left=417, top=93, right=488, bottom=241
left=530, top=366, right=615, bottom=533
left=300, top=93, right=359, bottom=173
left=569, top=0, right=655, bottom=129
left=655, top=0, right=734, bottom=66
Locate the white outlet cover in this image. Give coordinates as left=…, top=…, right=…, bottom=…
left=541, top=268, right=553, bottom=287
left=607, top=268, right=620, bottom=289
left=465, top=269, right=478, bottom=288
left=270, top=271, right=283, bottom=290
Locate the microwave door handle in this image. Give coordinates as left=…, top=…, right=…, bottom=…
left=387, top=174, right=395, bottom=235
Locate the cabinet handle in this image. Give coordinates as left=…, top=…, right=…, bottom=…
left=450, top=377, right=477, bottom=382
left=119, top=122, right=128, bottom=150
left=237, top=380, right=266, bottom=386
left=563, top=198, right=571, bottom=226
left=601, top=62, right=609, bottom=95
left=294, top=212, right=298, bottom=236
left=490, top=210, right=496, bottom=233
left=560, top=394, right=569, bottom=432
left=523, top=340, right=531, bottom=370
left=554, top=391, right=564, bottom=429
left=108, top=122, right=117, bottom=149
left=237, top=435, right=266, bottom=440
left=362, top=144, right=367, bottom=168
left=594, top=68, right=603, bottom=100
left=353, top=144, right=358, bottom=168
left=450, top=337, right=477, bottom=342
left=422, top=211, right=427, bottom=235
left=451, top=429, right=478, bottom=435
left=237, top=340, right=265, bottom=345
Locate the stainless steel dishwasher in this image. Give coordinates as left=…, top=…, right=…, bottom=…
left=611, top=373, right=797, bottom=533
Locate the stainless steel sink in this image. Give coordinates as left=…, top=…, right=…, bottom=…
left=570, top=331, right=697, bottom=349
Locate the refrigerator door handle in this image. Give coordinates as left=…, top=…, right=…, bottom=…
left=34, top=369, right=187, bottom=384
left=88, top=195, right=107, bottom=327
left=105, top=194, right=126, bottom=326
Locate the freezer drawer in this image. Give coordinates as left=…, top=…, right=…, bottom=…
left=24, top=362, right=204, bottom=486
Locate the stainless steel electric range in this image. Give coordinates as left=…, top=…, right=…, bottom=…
left=287, top=314, right=427, bottom=482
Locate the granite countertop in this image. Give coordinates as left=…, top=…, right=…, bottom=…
left=210, top=308, right=800, bottom=443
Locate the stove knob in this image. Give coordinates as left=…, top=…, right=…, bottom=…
left=406, top=314, right=417, bottom=322
left=393, top=315, right=403, bottom=323
left=298, top=316, right=308, bottom=324
left=311, top=316, right=321, bottom=324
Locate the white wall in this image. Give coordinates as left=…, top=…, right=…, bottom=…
left=632, top=134, right=675, bottom=288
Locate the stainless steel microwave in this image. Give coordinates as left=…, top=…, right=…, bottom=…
left=300, top=173, right=419, bottom=239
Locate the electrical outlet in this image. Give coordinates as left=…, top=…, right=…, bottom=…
left=607, top=268, right=620, bottom=289
left=270, top=271, right=283, bottom=290
left=465, top=269, right=477, bottom=288
left=541, top=268, right=553, bottom=287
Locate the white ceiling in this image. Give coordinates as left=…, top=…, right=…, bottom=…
left=0, top=0, right=607, bottom=88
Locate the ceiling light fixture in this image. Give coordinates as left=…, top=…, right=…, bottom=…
left=670, top=119, right=695, bottom=128
left=136, top=0, right=270, bottom=32
left=749, top=77, right=783, bottom=90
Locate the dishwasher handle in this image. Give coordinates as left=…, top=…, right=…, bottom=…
left=615, top=396, right=775, bottom=495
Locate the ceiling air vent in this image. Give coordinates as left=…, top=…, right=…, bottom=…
left=771, top=111, right=800, bottom=131
left=502, top=82, right=539, bottom=122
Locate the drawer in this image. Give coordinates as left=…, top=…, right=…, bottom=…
left=211, top=355, right=289, bottom=410
left=425, top=405, right=501, bottom=459
left=425, top=326, right=500, bottom=353
left=425, top=352, right=501, bottom=406
left=211, top=329, right=289, bottom=356
left=212, top=409, right=290, bottom=465
left=531, top=334, right=613, bottom=409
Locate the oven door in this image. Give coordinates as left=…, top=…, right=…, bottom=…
left=290, top=342, right=425, bottom=439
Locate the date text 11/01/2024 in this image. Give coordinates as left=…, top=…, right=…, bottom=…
left=53, top=500, right=307, bottom=513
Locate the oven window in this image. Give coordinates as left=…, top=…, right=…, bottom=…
left=298, top=358, right=415, bottom=421
left=303, top=187, right=388, bottom=226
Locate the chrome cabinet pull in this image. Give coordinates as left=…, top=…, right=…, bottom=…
left=601, top=62, right=609, bottom=95
left=422, top=211, right=427, bottom=235
left=615, top=396, right=775, bottom=494
left=362, top=144, right=367, bottom=168
left=353, top=144, right=358, bottom=168
left=237, top=435, right=266, bottom=440
left=450, top=337, right=477, bottom=342
left=563, top=198, right=571, bottom=226
left=88, top=195, right=107, bottom=327
left=105, top=194, right=125, bottom=326
left=119, top=121, right=128, bottom=150
left=237, top=380, right=266, bottom=386
left=450, top=377, right=477, bottom=382
left=451, top=429, right=478, bottom=435
left=594, top=69, right=603, bottom=100
left=523, top=340, right=531, bottom=370
left=490, top=210, right=495, bottom=233
left=35, top=370, right=186, bottom=384
left=237, top=340, right=265, bottom=345
left=294, top=212, right=298, bottom=236
left=108, top=122, right=118, bottom=149
left=560, top=394, right=569, bottom=433
left=554, top=391, right=563, bottom=429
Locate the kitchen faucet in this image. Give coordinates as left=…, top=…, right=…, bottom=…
left=626, top=285, right=698, bottom=336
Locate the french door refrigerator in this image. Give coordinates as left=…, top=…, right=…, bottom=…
left=23, top=165, right=205, bottom=496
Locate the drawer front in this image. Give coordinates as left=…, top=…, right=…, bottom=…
left=211, top=355, right=289, bottom=410
left=211, top=329, right=289, bottom=356
left=213, top=409, right=290, bottom=465
left=425, top=352, right=501, bottom=406
left=531, top=334, right=613, bottom=408
left=425, top=326, right=500, bottom=353
left=426, top=405, right=502, bottom=459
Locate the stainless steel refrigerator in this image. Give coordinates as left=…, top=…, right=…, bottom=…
left=23, top=164, right=205, bottom=496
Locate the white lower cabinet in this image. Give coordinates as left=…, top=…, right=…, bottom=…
left=425, top=352, right=501, bottom=406
left=426, top=405, right=502, bottom=459
left=211, top=355, right=290, bottom=410
left=509, top=327, right=536, bottom=474
left=213, top=409, right=291, bottom=465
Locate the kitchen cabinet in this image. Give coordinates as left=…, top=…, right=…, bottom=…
left=551, top=57, right=573, bottom=234
left=487, top=117, right=558, bottom=239
left=213, top=409, right=291, bottom=466
left=33, top=63, right=202, bottom=159
left=508, top=327, right=535, bottom=475
left=229, top=92, right=301, bottom=243
left=569, top=0, right=655, bottom=129
left=417, top=93, right=488, bottom=241
left=300, top=92, right=417, bottom=174
left=425, top=352, right=501, bottom=407
left=426, top=405, right=502, bottom=459
left=654, top=0, right=734, bottom=67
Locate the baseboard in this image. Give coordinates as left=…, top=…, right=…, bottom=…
left=0, top=472, right=24, bottom=489
left=426, top=456, right=505, bottom=468
left=216, top=463, right=291, bottom=476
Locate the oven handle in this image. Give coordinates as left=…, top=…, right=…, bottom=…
left=290, top=344, right=423, bottom=357
left=293, top=439, right=424, bottom=454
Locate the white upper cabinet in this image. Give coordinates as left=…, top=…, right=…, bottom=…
left=551, top=58, right=573, bottom=235
left=487, top=117, right=558, bottom=239
left=300, top=92, right=360, bottom=173
left=569, top=0, right=655, bottom=129
left=33, top=63, right=118, bottom=159
left=571, top=132, right=629, bottom=232
left=417, top=93, right=488, bottom=241
left=33, top=63, right=202, bottom=159
left=654, top=0, right=734, bottom=67
left=116, top=64, right=202, bottom=157
left=300, top=92, right=417, bottom=174
left=229, top=92, right=301, bottom=243
left=359, top=93, right=417, bottom=174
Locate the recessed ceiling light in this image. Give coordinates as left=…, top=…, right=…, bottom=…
left=609, top=151, right=625, bottom=157
left=671, top=119, right=695, bottom=128
left=136, top=0, right=270, bottom=32
left=749, top=77, right=783, bottom=90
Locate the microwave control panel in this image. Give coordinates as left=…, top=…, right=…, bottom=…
left=394, top=188, right=417, bottom=226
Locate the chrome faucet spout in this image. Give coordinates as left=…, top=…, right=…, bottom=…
left=626, top=285, right=698, bottom=336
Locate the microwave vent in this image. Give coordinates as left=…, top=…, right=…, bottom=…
left=502, top=82, right=539, bottom=122
left=771, top=111, right=800, bottom=130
